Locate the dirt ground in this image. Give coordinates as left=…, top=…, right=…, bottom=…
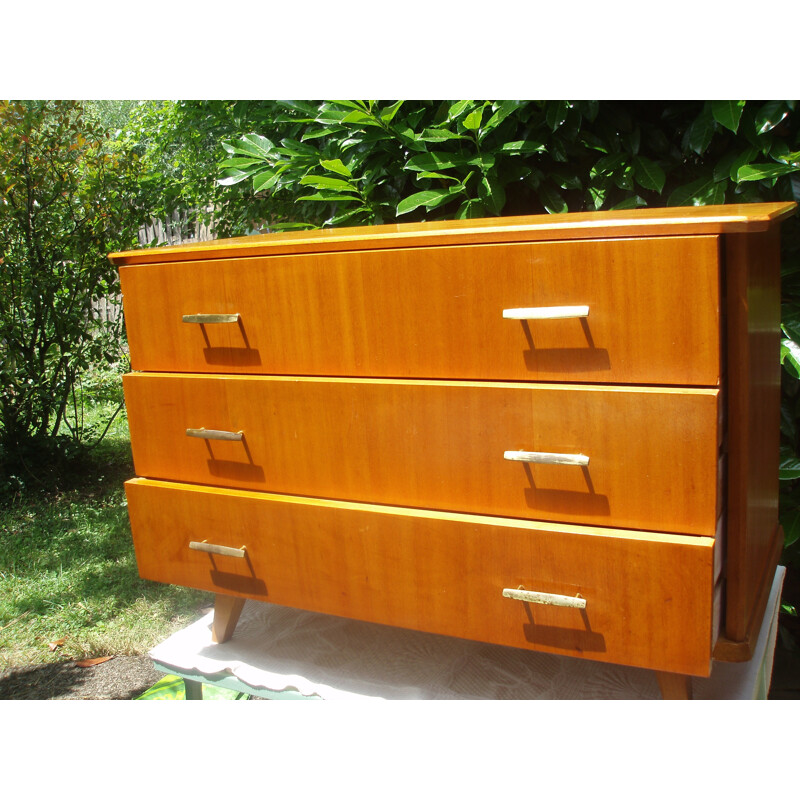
left=0, top=654, right=163, bottom=700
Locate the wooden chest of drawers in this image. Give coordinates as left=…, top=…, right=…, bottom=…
left=111, top=201, right=797, bottom=698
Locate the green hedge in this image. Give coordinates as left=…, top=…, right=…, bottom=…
left=219, top=100, right=800, bottom=564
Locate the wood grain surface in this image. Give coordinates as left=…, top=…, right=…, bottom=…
left=723, top=228, right=784, bottom=643
left=109, top=201, right=796, bottom=265
left=124, top=373, right=721, bottom=536
left=119, top=236, right=721, bottom=385
left=126, top=478, right=717, bottom=676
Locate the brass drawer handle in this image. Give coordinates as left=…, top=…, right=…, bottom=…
left=186, top=428, right=244, bottom=442
left=504, top=450, right=589, bottom=466
left=189, top=540, right=247, bottom=558
left=182, top=313, right=241, bottom=324
left=502, top=305, right=589, bottom=320
left=502, top=588, right=586, bottom=609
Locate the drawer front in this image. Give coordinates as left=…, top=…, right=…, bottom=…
left=125, top=479, right=716, bottom=676
left=124, top=373, right=720, bottom=536
left=119, top=236, right=720, bottom=385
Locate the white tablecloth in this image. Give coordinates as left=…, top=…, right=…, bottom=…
left=150, top=566, right=785, bottom=700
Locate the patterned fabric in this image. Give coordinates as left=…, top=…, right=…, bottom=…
left=136, top=673, right=249, bottom=700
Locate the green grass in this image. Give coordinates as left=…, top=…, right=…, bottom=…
left=0, top=404, right=210, bottom=670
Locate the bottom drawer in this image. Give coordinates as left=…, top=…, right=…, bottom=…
left=126, top=478, right=717, bottom=676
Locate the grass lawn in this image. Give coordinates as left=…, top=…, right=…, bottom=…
left=0, top=406, right=210, bottom=671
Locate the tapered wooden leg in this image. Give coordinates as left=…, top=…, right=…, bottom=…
left=211, top=594, right=246, bottom=643
left=655, top=671, right=693, bottom=700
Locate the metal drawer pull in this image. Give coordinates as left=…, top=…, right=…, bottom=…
left=186, top=427, right=244, bottom=442
left=182, top=313, right=241, bottom=324
left=502, top=305, right=589, bottom=320
left=189, top=540, right=247, bottom=558
left=504, top=450, right=589, bottom=466
left=502, top=588, right=586, bottom=609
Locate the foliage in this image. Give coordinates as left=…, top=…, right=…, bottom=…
left=0, top=100, right=144, bottom=476
left=219, top=100, right=800, bottom=563
left=217, top=100, right=800, bottom=227
left=115, top=101, right=297, bottom=240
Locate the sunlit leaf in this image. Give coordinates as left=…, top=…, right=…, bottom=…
left=711, top=100, right=746, bottom=133
left=498, top=140, right=546, bottom=155
left=463, top=108, right=483, bottom=131
left=396, top=186, right=462, bottom=216
left=299, top=175, right=360, bottom=193
left=447, top=100, right=472, bottom=121
left=319, top=158, right=352, bottom=178
left=755, top=100, right=789, bottom=134
left=782, top=337, right=800, bottom=378
left=737, top=162, right=799, bottom=182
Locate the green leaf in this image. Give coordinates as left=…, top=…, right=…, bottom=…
left=783, top=508, right=800, bottom=547
left=781, top=337, right=800, bottom=378
left=455, top=199, right=486, bottom=219
left=586, top=184, right=606, bottom=210
left=463, top=107, right=483, bottom=131
left=235, top=133, right=275, bottom=159
left=447, top=101, right=472, bottom=121
left=632, top=156, right=666, bottom=193
left=217, top=168, right=251, bottom=186
left=330, top=100, right=370, bottom=113
left=405, top=152, right=471, bottom=172
left=341, top=109, right=382, bottom=127
left=538, top=184, right=568, bottom=214
left=755, top=101, right=789, bottom=135
left=319, top=158, right=352, bottom=178
left=478, top=174, right=506, bottom=214
left=545, top=101, right=569, bottom=131
left=396, top=186, right=462, bottom=216
left=498, top=140, right=546, bottom=155
left=782, top=304, right=800, bottom=343
left=417, top=129, right=465, bottom=142
left=296, top=192, right=360, bottom=203
left=299, top=175, right=360, bottom=193
left=218, top=157, right=263, bottom=169
left=685, top=105, right=715, bottom=155
left=481, top=101, right=520, bottom=135
left=380, top=100, right=404, bottom=123
left=416, top=171, right=460, bottom=182
left=779, top=446, right=800, bottom=480
left=591, top=154, right=626, bottom=178
left=610, top=196, right=647, bottom=210
left=667, top=177, right=724, bottom=206
left=728, top=146, right=758, bottom=181
left=711, top=100, right=746, bottom=133
left=253, top=169, right=282, bottom=193
left=737, top=162, right=799, bottom=182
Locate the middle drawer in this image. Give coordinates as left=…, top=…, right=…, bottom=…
left=124, top=373, right=720, bottom=536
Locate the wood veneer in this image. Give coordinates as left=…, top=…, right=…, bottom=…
left=112, top=201, right=798, bottom=698
left=124, top=373, right=720, bottom=535
left=119, top=236, right=720, bottom=385
left=126, top=478, right=716, bottom=677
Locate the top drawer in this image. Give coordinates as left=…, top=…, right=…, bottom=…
left=119, top=235, right=720, bottom=385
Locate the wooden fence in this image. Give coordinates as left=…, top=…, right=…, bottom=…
left=92, top=209, right=216, bottom=324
